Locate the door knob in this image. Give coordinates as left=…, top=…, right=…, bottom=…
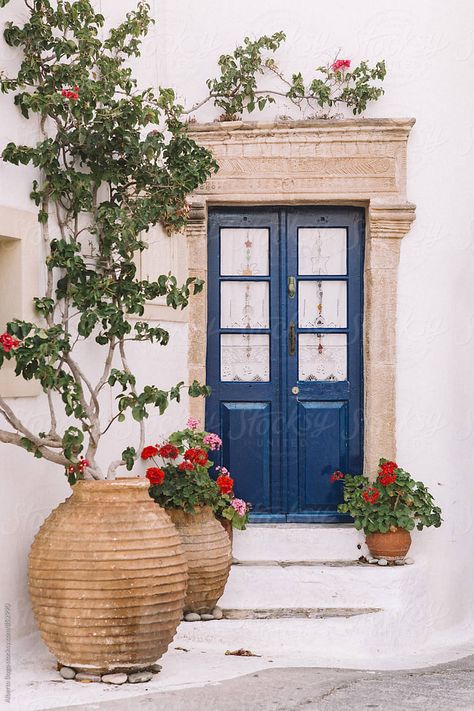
left=292, top=386, right=299, bottom=395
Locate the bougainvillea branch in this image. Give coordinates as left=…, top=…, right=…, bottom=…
left=183, top=33, right=386, bottom=120
left=0, top=0, right=216, bottom=481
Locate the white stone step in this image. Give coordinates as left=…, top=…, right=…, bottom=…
left=219, top=562, right=418, bottom=611
left=232, top=524, right=367, bottom=563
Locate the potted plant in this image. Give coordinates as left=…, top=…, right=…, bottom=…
left=0, top=0, right=217, bottom=675
left=144, top=419, right=232, bottom=614
left=213, top=468, right=251, bottom=546
left=333, top=459, right=442, bottom=560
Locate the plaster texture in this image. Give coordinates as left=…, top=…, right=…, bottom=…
left=7, top=626, right=474, bottom=711
left=46, top=656, right=474, bottom=711
left=0, top=0, right=473, bottom=685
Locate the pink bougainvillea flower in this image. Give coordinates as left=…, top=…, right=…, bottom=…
left=61, top=86, right=79, bottom=100
left=331, top=59, right=351, bottom=71
left=0, top=332, right=20, bottom=353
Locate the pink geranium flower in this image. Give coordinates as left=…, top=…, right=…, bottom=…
left=203, top=432, right=222, bottom=451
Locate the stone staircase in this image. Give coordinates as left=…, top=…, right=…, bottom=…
left=177, top=524, right=426, bottom=661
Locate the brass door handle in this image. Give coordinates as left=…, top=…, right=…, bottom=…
left=289, top=321, right=296, bottom=356
left=288, top=275, right=296, bottom=299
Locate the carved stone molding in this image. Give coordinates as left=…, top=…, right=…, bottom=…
left=369, top=201, right=417, bottom=240
left=185, top=118, right=416, bottom=471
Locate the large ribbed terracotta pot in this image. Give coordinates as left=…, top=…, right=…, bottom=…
left=28, top=477, right=188, bottom=673
left=167, top=506, right=231, bottom=614
left=366, top=527, right=412, bottom=561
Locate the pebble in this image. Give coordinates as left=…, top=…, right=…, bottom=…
left=128, top=671, right=153, bottom=684
left=405, top=557, right=414, bottom=565
left=395, top=559, right=406, bottom=566
left=184, top=612, right=201, bottom=622
left=75, top=673, right=101, bottom=683
left=59, top=666, right=76, bottom=680
left=377, top=558, right=388, bottom=566
left=101, top=673, right=128, bottom=685
left=368, top=558, right=379, bottom=564
left=200, top=614, right=214, bottom=621
left=212, top=606, right=223, bottom=620
left=150, top=663, right=162, bottom=673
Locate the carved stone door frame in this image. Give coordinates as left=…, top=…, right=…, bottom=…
left=185, top=119, right=416, bottom=474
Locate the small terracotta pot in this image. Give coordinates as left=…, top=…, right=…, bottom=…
left=218, top=516, right=234, bottom=547
left=167, top=506, right=231, bottom=614
left=29, top=478, right=188, bottom=673
left=365, top=527, right=412, bottom=560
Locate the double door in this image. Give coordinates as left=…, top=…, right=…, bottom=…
left=205, top=206, right=364, bottom=521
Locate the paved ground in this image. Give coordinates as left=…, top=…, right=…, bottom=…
left=52, top=655, right=474, bottom=711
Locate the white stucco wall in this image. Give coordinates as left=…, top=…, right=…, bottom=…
left=1, top=0, right=473, bottom=650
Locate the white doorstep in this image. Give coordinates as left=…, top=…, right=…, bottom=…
left=233, top=524, right=367, bottom=562
left=219, top=562, right=419, bottom=610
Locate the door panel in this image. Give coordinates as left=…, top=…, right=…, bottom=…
left=295, top=400, right=348, bottom=519
left=221, top=402, right=272, bottom=512
left=206, top=207, right=364, bottom=522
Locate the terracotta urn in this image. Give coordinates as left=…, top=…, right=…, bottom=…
left=365, top=527, right=412, bottom=561
left=28, top=478, right=188, bottom=674
left=167, top=506, right=232, bottom=614
left=218, top=516, right=234, bottom=547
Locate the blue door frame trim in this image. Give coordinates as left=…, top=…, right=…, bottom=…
left=206, top=206, right=364, bottom=523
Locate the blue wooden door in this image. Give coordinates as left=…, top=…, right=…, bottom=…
left=206, top=207, right=364, bottom=522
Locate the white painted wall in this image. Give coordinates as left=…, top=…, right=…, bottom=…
left=1, top=0, right=473, bottom=652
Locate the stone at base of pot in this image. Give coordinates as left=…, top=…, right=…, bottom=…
left=61, top=662, right=163, bottom=684
left=59, top=666, right=76, bottom=679
left=128, top=671, right=153, bottom=684
left=365, top=528, right=411, bottom=561
left=101, top=673, right=128, bottom=685
left=183, top=605, right=224, bottom=621
left=76, top=673, right=101, bottom=683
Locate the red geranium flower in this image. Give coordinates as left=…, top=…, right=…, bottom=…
left=178, top=461, right=194, bottom=472
left=184, top=448, right=208, bottom=466
left=378, top=461, right=398, bottom=486
left=216, top=474, right=234, bottom=495
left=379, top=460, right=397, bottom=474
left=0, top=332, right=20, bottom=353
left=141, top=445, right=159, bottom=460
left=146, top=467, right=165, bottom=486
left=160, top=443, right=179, bottom=459
left=379, top=472, right=397, bottom=486
left=362, top=487, right=380, bottom=505
left=330, top=470, right=345, bottom=482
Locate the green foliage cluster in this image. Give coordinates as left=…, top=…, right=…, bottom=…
left=337, top=459, right=442, bottom=534
left=0, top=0, right=216, bottom=478
left=202, top=33, right=386, bottom=119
